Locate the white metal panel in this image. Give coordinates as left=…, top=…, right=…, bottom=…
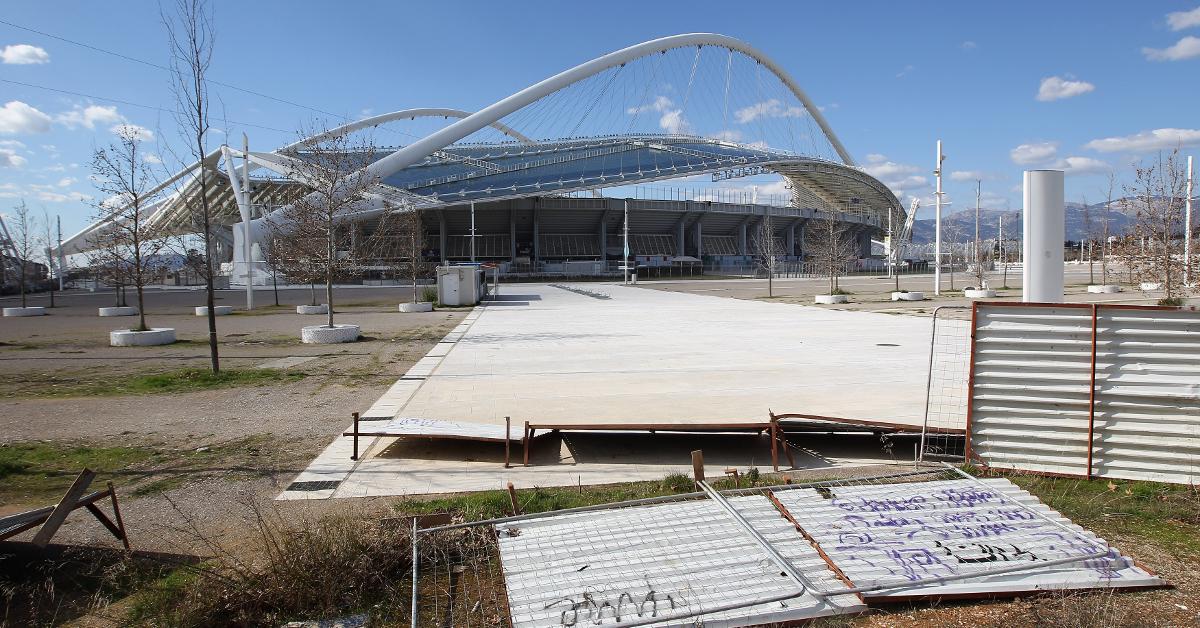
left=495, top=496, right=863, bottom=627
left=355, top=417, right=515, bottom=442
left=771, top=478, right=1164, bottom=599
left=969, top=304, right=1200, bottom=484
left=1091, top=308, right=1200, bottom=483
left=969, top=305, right=1095, bottom=475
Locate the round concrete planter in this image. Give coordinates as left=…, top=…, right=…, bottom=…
left=963, top=289, right=997, bottom=299
left=296, top=304, right=329, bottom=315
left=98, top=306, right=139, bottom=317
left=3, top=306, right=45, bottom=317
left=301, top=324, right=360, bottom=344
left=110, top=327, right=176, bottom=347
left=814, top=294, right=848, bottom=304
left=399, top=301, right=434, bottom=313
left=1139, top=282, right=1161, bottom=291
left=891, top=291, right=924, bottom=302
left=195, top=305, right=233, bottom=316
left=1087, top=285, right=1122, bottom=294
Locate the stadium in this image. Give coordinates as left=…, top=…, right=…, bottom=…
left=59, top=33, right=904, bottom=281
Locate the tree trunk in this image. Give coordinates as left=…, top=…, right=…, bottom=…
left=136, top=284, right=147, bottom=332
left=326, top=229, right=335, bottom=328
left=18, top=261, right=26, bottom=307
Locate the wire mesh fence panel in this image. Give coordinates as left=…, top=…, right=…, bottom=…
left=413, top=525, right=511, bottom=627
left=920, top=306, right=972, bottom=461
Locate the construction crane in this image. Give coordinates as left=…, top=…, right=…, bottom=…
left=889, top=198, right=920, bottom=271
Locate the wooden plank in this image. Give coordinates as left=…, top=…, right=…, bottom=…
left=31, top=469, right=96, bottom=548
left=691, top=449, right=705, bottom=487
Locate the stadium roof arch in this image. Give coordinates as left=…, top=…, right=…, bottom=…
left=61, top=33, right=904, bottom=256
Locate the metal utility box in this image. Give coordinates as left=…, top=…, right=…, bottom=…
left=436, top=265, right=483, bottom=306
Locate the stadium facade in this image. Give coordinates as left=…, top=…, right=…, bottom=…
left=61, top=33, right=904, bottom=281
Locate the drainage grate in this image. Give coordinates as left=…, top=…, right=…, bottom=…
left=286, top=480, right=341, bottom=492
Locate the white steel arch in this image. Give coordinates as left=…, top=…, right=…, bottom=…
left=364, top=33, right=855, bottom=185
left=278, top=107, right=533, bottom=153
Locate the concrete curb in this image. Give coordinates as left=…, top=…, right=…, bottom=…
left=301, top=324, right=360, bottom=344
left=110, top=327, right=176, bottom=346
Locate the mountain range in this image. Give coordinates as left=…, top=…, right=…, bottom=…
left=909, top=200, right=1136, bottom=244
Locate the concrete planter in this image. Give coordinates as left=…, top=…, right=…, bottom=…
left=963, top=289, right=997, bottom=299
left=1087, top=285, right=1122, bottom=294
left=1139, top=282, right=1161, bottom=291
left=98, top=306, right=139, bottom=317
left=195, top=306, right=233, bottom=316
left=399, top=301, right=434, bottom=313
left=814, top=294, right=848, bottom=304
left=296, top=304, right=329, bottom=315
left=3, top=306, right=45, bottom=317
left=891, top=291, right=924, bottom=302
left=110, top=327, right=176, bottom=347
left=301, top=324, right=360, bottom=344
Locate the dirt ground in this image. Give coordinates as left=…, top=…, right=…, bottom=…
left=0, top=286, right=465, bottom=557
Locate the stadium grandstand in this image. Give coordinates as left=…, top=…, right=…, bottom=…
left=59, top=33, right=905, bottom=281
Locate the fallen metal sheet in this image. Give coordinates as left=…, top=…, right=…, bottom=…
left=771, top=477, right=1165, bottom=600
left=495, top=495, right=864, bottom=627
left=346, top=417, right=522, bottom=443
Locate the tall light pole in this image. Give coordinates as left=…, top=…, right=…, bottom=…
left=934, top=140, right=945, bottom=295
left=623, top=198, right=630, bottom=285
left=242, top=134, right=253, bottom=310
left=56, top=215, right=64, bottom=291
left=469, top=201, right=476, bottom=262
left=1186, top=155, right=1193, bottom=285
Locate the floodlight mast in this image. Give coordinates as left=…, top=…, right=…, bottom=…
left=1186, top=155, right=1193, bottom=286
left=933, top=140, right=944, bottom=296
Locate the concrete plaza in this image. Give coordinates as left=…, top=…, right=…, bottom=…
left=284, top=283, right=966, bottom=498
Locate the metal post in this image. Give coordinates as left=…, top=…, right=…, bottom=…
left=623, top=198, right=630, bottom=285
left=410, top=517, right=419, bottom=627
left=1186, top=155, right=1193, bottom=285
left=934, top=140, right=944, bottom=295
left=469, top=201, right=476, bottom=262
left=504, top=416, right=511, bottom=468
left=243, top=134, right=254, bottom=310
left=351, top=412, right=359, bottom=461
left=56, top=214, right=64, bottom=291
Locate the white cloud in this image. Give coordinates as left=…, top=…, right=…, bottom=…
left=1167, top=6, right=1200, bottom=31
left=709, top=129, right=742, bottom=142
left=0, top=140, right=26, bottom=149
left=56, top=177, right=76, bottom=187
left=626, top=95, right=674, bottom=115
left=144, top=153, right=163, bottom=164
left=110, top=123, right=154, bottom=142
left=35, top=190, right=91, bottom=203
left=1010, top=141, right=1059, bottom=165
left=0, top=101, right=53, bottom=134
left=0, top=44, right=49, bottom=65
left=1084, top=128, right=1200, bottom=152
left=1143, top=35, right=1200, bottom=61
left=950, top=170, right=984, bottom=182
left=0, top=149, right=27, bottom=168
left=1056, top=156, right=1111, bottom=175
left=658, top=109, right=689, bottom=134
left=1036, top=76, right=1095, bottom=101
left=56, top=104, right=122, bottom=130
left=896, top=64, right=914, bottom=78
left=862, top=154, right=929, bottom=194
left=733, top=99, right=804, bottom=124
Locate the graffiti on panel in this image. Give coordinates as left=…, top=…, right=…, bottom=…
left=827, top=484, right=1128, bottom=582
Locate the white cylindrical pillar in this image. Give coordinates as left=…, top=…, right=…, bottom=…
left=1022, top=170, right=1065, bottom=303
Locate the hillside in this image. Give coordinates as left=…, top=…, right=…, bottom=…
left=910, top=201, right=1134, bottom=244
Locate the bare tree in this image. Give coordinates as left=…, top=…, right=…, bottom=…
left=91, top=127, right=171, bottom=332
left=1080, top=194, right=1095, bottom=285
left=803, top=212, right=857, bottom=296
left=1101, top=172, right=1116, bottom=285
left=752, top=208, right=780, bottom=297
left=7, top=199, right=39, bottom=308
left=274, top=124, right=381, bottom=328
left=1124, top=150, right=1190, bottom=303
left=39, top=209, right=58, bottom=308
left=372, top=204, right=431, bottom=303
left=165, top=0, right=220, bottom=372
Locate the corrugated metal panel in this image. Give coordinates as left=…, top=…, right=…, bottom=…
left=968, top=304, right=1200, bottom=484
left=969, top=305, right=1095, bottom=475
left=1092, top=307, right=1200, bottom=483
left=771, top=478, right=1164, bottom=599
left=495, top=496, right=864, bottom=627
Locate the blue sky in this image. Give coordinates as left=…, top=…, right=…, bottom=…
left=2, top=1, right=1200, bottom=236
